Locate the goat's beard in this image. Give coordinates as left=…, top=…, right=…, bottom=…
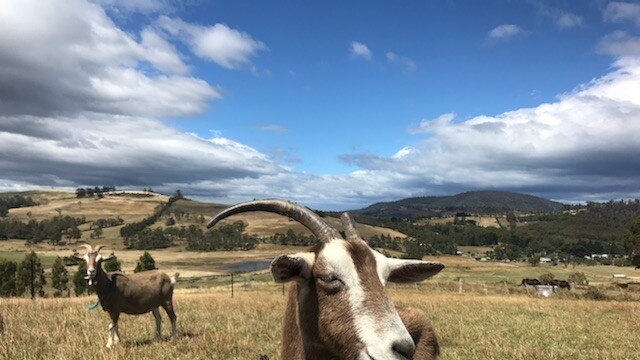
left=84, top=276, right=94, bottom=286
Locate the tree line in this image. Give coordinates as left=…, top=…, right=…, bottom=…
left=75, top=186, right=117, bottom=198
left=0, top=216, right=86, bottom=245
left=119, top=191, right=183, bottom=239
left=0, top=194, right=35, bottom=217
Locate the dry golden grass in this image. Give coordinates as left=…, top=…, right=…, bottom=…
left=8, top=191, right=168, bottom=223
left=1, top=288, right=639, bottom=360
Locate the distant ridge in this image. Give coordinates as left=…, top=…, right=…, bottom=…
left=352, top=190, right=564, bottom=219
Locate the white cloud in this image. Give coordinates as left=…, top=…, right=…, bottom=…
left=407, top=113, right=456, bottom=134
left=0, top=0, right=218, bottom=118
left=349, top=41, right=372, bottom=60
left=140, top=28, right=190, bottom=74
left=598, top=31, right=640, bottom=57
left=340, top=56, right=640, bottom=205
left=0, top=0, right=279, bottom=198
left=532, top=2, right=584, bottom=29
left=488, top=24, right=523, bottom=39
left=553, top=12, right=584, bottom=29
left=157, top=16, right=267, bottom=69
left=604, top=2, right=640, bottom=26
left=386, top=52, right=417, bottom=74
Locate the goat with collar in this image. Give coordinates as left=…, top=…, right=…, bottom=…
left=74, top=245, right=179, bottom=348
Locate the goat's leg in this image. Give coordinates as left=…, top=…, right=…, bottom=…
left=152, top=308, right=162, bottom=339
left=162, top=301, right=177, bottom=338
left=106, top=313, right=120, bottom=348
left=397, top=307, right=439, bottom=360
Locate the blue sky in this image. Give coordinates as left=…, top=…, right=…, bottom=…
left=153, top=1, right=614, bottom=174
left=1, top=0, right=640, bottom=209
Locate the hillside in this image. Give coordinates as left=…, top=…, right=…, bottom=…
left=0, top=191, right=405, bottom=250
left=353, top=190, right=565, bottom=219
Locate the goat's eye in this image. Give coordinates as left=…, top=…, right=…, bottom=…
left=319, top=274, right=337, bottom=283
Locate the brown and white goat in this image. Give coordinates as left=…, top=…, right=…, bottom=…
left=74, top=245, right=179, bottom=348
left=207, top=200, right=444, bottom=360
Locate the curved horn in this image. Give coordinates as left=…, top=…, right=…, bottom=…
left=206, top=199, right=340, bottom=243
left=340, top=212, right=361, bottom=242
left=94, top=245, right=106, bottom=253
left=78, top=244, right=92, bottom=253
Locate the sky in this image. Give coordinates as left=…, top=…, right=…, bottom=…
left=1, top=0, right=640, bottom=210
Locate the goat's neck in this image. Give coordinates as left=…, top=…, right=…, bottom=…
left=93, top=264, right=112, bottom=301
left=282, top=282, right=336, bottom=360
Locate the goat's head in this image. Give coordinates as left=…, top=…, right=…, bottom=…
left=207, top=200, right=444, bottom=360
left=73, top=244, right=112, bottom=285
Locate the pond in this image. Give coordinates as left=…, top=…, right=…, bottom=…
left=218, top=259, right=272, bottom=273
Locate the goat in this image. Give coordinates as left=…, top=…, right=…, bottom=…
left=520, top=278, right=541, bottom=286
left=73, top=245, right=179, bottom=348
left=548, top=279, right=571, bottom=290
left=207, top=199, right=444, bottom=360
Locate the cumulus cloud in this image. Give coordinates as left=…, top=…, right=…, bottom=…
left=386, top=52, right=417, bottom=74
left=0, top=0, right=217, bottom=118
left=532, top=2, right=584, bottom=29
left=598, top=31, right=640, bottom=57
left=97, top=0, right=177, bottom=14
left=604, top=2, right=640, bottom=27
left=487, top=24, right=523, bottom=39
left=340, top=57, right=640, bottom=204
left=0, top=0, right=280, bottom=197
left=349, top=41, right=372, bottom=60
left=407, top=113, right=456, bottom=135
left=157, top=16, right=267, bottom=69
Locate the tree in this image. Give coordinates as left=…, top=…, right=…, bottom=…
left=73, top=261, right=91, bottom=296
left=65, top=226, right=82, bottom=240
left=103, top=253, right=122, bottom=272
left=0, top=259, right=18, bottom=296
left=17, top=251, right=46, bottom=299
left=75, top=188, right=86, bottom=198
left=173, top=189, right=184, bottom=199
left=624, top=215, right=640, bottom=267
left=90, top=227, right=103, bottom=239
left=51, top=256, right=69, bottom=297
left=134, top=251, right=157, bottom=273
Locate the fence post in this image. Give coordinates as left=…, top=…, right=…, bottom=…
left=458, top=278, right=463, bottom=293
left=231, top=273, right=234, bottom=298
left=282, top=283, right=285, bottom=296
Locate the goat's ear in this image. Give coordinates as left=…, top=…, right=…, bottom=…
left=270, top=253, right=315, bottom=283
left=386, top=258, right=444, bottom=283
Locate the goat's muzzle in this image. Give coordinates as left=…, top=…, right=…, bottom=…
left=85, top=268, right=97, bottom=285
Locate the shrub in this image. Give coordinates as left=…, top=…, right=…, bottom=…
left=584, top=286, right=607, bottom=300
left=134, top=252, right=157, bottom=273
left=568, top=271, right=588, bottom=285
left=539, top=272, right=555, bottom=285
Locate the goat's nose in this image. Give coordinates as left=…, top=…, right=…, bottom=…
left=87, top=268, right=96, bottom=275
left=392, top=338, right=415, bottom=359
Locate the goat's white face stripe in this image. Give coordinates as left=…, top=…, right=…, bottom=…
left=319, top=240, right=412, bottom=359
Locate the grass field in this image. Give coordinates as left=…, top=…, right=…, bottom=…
left=1, top=288, right=639, bottom=360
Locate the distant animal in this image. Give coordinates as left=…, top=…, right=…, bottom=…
left=73, top=245, right=179, bottom=348
left=520, top=278, right=541, bottom=286
left=207, top=199, right=444, bottom=360
left=548, top=279, right=571, bottom=290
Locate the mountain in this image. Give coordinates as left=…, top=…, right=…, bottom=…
left=352, top=190, right=565, bottom=219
